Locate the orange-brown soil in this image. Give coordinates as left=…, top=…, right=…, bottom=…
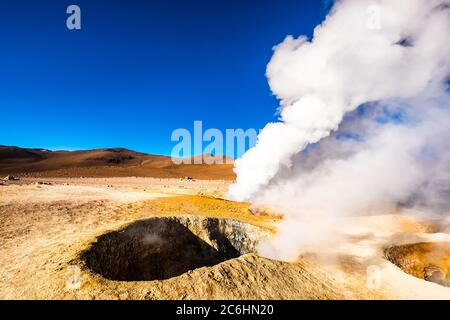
left=0, top=145, right=235, bottom=180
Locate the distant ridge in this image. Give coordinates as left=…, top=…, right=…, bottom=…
left=0, top=145, right=235, bottom=180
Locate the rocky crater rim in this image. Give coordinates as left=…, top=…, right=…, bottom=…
left=384, top=242, right=450, bottom=287
left=79, top=215, right=271, bottom=281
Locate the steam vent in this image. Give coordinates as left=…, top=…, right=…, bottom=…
left=80, top=216, right=269, bottom=281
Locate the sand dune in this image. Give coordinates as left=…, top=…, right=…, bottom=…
left=0, top=145, right=235, bottom=180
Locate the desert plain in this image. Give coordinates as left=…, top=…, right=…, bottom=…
left=0, top=175, right=450, bottom=300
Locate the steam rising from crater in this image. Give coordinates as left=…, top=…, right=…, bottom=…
left=228, top=0, right=450, bottom=261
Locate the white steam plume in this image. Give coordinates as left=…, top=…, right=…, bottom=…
left=228, top=0, right=450, bottom=260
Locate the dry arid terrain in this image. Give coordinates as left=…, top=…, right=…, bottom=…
left=0, top=146, right=449, bottom=300
left=0, top=175, right=450, bottom=300
left=0, top=145, right=235, bottom=180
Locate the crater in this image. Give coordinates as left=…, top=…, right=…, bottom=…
left=80, top=216, right=270, bottom=281
left=384, top=242, right=450, bottom=287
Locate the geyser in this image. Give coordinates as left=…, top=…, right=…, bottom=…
left=80, top=216, right=269, bottom=281
left=229, top=0, right=450, bottom=261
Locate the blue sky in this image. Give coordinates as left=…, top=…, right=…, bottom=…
left=0, top=0, right=328, bottom=156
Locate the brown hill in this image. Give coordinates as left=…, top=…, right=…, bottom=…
left=0, top=145, right=235, bottom=180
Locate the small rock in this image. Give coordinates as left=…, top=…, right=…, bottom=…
left=424, top=265, right=450, bottom=286
left=248, top=206, right=261, bottom=216
left=35, top=181, right=53, bottom=185
left=3, top=175, right=20, bottom=181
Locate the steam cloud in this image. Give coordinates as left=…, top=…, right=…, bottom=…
left=228, top=0, right=450, bottom=260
